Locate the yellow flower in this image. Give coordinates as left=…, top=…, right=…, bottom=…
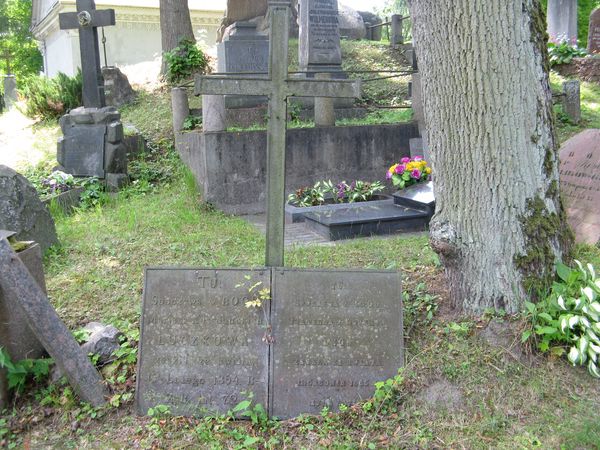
left=425, top=167, right=432, bottom=174
left=389, top=164, right=398, bottom=174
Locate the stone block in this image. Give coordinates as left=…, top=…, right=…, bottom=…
left=0, top=165, right=58, bottom=252
left=107, top=122, right=124, bottom=144
left=105, top=173, right=129, bottom=192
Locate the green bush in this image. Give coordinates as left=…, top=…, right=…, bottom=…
left=164, top=39, right=209, bottom=84
left=548, top=41, right=587, bottom=66
left=523, top=260, right=600, bottom=378
left=20, top=70, right=82, bottom=120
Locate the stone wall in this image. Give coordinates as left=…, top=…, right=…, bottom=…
left=176, top=123, right=420, bottom=214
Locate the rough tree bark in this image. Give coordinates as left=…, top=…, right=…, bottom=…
left=408, top=0, right=573, bottom=314
left=159, top=0, right=196, bottom=74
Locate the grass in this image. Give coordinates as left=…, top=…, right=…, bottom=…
left=2, top=145, right=597, bottom=447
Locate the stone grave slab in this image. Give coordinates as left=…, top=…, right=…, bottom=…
left=58, top=125, right=106, bottom=178
left=392, top=181, right=435, bottom=215
left=559, top=129, right=600, bottom=245
left=136, top=268, right=270, bottom=416
left=299, top=0, right=343, bottom=74
left=588, top=8, right=600, bottom=54
left=269, top=268, right=403, bottom=419
left=303, top=201, right=429, bottom=240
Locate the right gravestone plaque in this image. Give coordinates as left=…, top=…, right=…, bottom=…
left=269, top=268, right=403, bottom=419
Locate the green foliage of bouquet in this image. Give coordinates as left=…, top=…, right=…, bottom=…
left=386, top=156, right=431, bottom=190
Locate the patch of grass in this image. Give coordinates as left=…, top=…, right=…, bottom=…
left=337, top=108, right=413, bottom=126
left=119, top=89, right=177, bottom=143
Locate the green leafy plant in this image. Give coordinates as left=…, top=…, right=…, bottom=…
left=230, top=392, right=270, bottom=429
left=164, top=39, right=209, bottom=83
left=182, top=114, right=202, bottom=131
left=288, top=179, right=384, bottom=207
left=236, top=275, right=273, bottom=344
left=20, top=70, right=82, bottom=120
left=0, top=347, right=53, bottom=394
left=78, top=178, right=107, bottom=209
left=548, top=41, right=587, bottom=66
left=523, top=260, right=600, bottom=377
left=287, top=181, right=327, bottom=207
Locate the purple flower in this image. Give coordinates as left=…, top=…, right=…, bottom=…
left=410, top=169, right=421, bottom=179
left=413, top=155, right=423, bottom=161
left=401, top=157, right=411, bottom=164
left=386, top=171, right=392, bottom=180
left=395, top=164, right=406, bottom=174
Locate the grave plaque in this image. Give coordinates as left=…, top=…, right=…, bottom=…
left=559, top=129, right=600, bottom=245
left=136, top=268, right=270, bottom=416
left=547, top=0, right=578, bottom=45
left=588, top=8, right=600, bottom=54
left=269, top=269, right=403, bottom=419
left=299, top=0, right=343, bottom=74
left=58, top=125, right=106, bottom=178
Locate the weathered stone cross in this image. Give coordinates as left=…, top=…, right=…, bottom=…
left=59, top=0, right=115, bottom=108
left=195, top=0, right=361, bottom=267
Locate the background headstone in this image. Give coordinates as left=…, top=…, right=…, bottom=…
left=358, top=11, right=382, bottom=41
left=559, top=129, right=600, bottom=245
left=0, top=165, right=58, bottom=253
left=338, top=3, right=365, bottom=40
left=562, top=80, right=581, bottom=124
left=588, top=8, right=600, bottom=53
left=547, top=0, right=578, bottom=45
left=137, top=268, right=270, bottom=416
left=2, top=75, right=17, bottom=110
left=299, top=0, right=343, bottom=75
left=101, top=66, right=136, bottom=107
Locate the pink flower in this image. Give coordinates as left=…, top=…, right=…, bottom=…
left=401, top=157, right=411, bottom=164
left=395, top=164, right=406, bottom=174
left=410, top=169, right=421, bottom=179
left=386, top=171, right=392, bottom=180
left=413, top=156, right=423, bottom=161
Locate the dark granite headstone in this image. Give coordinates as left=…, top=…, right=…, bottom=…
left=58, top=124, right=106, bottom=177
left=136, top=268, right=270, bottom=416
left=217, top=22, right=269, bottom=108
left=559, top=129, right=600, bottom=245
left=589, top=8, right=600, bottom=54
left=269, top=268, right=403, bottom=419
left=299, top=0, right=343, bottom=75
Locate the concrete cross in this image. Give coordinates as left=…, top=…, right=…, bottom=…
left=59, top=0, right=115, bottom=108
left=195, top=0, right=361, bottom=267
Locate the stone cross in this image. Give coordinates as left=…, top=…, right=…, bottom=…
left=195, top=1, right=360, bottom=267
left=59, top=0, right=115, bottom=108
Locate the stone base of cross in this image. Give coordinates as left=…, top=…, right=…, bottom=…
left=195, top=0, right=361, bottom=267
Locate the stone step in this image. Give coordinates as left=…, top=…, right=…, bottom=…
left=303, top=200, right=430, bottom=241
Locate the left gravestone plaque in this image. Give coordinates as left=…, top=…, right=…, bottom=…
left=136, top=268, right=270, bottom=416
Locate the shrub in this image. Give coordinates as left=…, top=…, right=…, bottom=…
left=20, top=70, right=82, bottom=120
left=548, top=41, right=587, bottom=67
left=523, top=260, right=600, bottom=378
left=164, top=39, right=209, bottom=84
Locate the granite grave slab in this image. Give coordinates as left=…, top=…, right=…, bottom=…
left=299, top=0, right=343, bottom=75
left=58, top=124, right=106, bottom=178
left=136, top=268, right=270, bottom=416
left=269, top=268, right=403, bottom=419
left=392, top=181, right=435, bottom=216
left=559, top=129, right=600, bottom=245
left=303, top=201, right=429, bottom=240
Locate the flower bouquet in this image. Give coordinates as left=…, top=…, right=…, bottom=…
left=386, top=156, right=431, bottom=190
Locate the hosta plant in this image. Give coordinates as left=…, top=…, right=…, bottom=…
left=523, top=260, right=600, bottom=378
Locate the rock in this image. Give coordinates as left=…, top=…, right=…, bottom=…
left=81, top=322, right=123, bottom=365
left=358, top=11, right=382, bottom=40
left=102, top=66, right=136, bottom=107
left=0, top=165, right=59, bottom=252
left=338, top=3, right=366, bottom=40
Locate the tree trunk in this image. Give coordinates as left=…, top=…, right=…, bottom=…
left=159, top=0, right=196, bottom=74
left=408, top=0, right=573, bottom=314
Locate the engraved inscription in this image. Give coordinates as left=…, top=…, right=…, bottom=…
left=270, top=269, right=403, bottom=419
left=136, top=269, right=270, bottom=416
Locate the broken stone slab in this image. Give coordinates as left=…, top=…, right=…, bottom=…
left=81, top=322, right=123, bottom=365
left=0, top=238, right=108, bottom=407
